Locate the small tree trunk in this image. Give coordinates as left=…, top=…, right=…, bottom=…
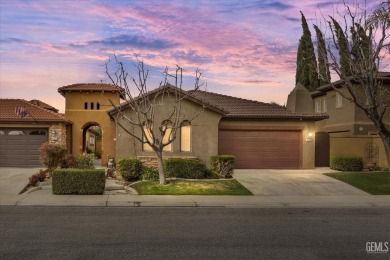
left=155, top=151, right=166, bottom=185
left=378, top=132, right=390, bottom=169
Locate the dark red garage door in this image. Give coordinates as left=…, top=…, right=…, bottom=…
left=0, top=128, right=48, bottom=167
left=219, top=130, right=302, bottom=169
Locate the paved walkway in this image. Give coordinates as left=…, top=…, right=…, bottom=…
left=0, top=167, right=389, bottom=208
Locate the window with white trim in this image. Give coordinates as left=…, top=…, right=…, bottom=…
left=180, top=121, right=191, bottom=152
left=336, top=93, right=343, bottom=108
left=315, top=99, right=321, bottom=113
left=323, top=98, right=328, bottom=112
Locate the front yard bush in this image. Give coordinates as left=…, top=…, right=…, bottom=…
left=163, top=158, right=208, bottom=179
left=39, top=143, right=67, bottom=171
left=52, top=169, right=105, bottom=195
left=141, top=167, right=159, bottom=181
left=117, top=158, right=142, bottom=181
left=330, top=156, right=363, bottom=171
left=75, top=154, right=95, bottom=169
left=210, top=155, right=235, bottom=178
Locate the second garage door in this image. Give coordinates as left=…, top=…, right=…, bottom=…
left=0, top=128, right=48, bottom=167
left=219, top=130, right=302, bottom=169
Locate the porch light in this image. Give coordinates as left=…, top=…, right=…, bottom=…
left=305, top=132, right=314, bottom=142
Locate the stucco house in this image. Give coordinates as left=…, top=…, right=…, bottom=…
left=287, top=72, right=390, bottom=168
left=0, top=99, right=71, bottom=167
left=109, top=85, right=327, bottom=169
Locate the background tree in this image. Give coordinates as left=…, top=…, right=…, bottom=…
left=310, top=1, right=390, bottom=167
left=106, top=57, right=204, bottom=184
left=313, top=25, right=331, bottom=86
left=296, top=11, right=319, bottom=91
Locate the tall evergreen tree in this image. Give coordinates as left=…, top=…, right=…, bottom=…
left=295, top=12, right=318, bottom=91
left=313, top=25, right=330, bottom=86
left=330, top=17, right=352, bottom=77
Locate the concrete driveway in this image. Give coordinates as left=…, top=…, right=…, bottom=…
left=0, top=167, right=42, bottom=195
left=234, top=168, right=368, bottom=196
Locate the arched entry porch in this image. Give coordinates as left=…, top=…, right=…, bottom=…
left=80, top=121, right=104, bottom=166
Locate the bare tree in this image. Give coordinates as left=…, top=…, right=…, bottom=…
left=314, top=1, right=390, bottom=167
left=106, top=56, right=204, bottom=184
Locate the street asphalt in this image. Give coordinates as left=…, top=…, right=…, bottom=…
left=0, top=167, right=389, bottom=208
left=1, top=207, right=389, bottom=259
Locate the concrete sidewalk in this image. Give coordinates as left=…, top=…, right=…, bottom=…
left=1, top=167, right=389, bottom=208
left=1, top=189, right=389, bottom=208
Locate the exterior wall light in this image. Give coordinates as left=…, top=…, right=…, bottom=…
left=305, top=132, right=314, bottom=142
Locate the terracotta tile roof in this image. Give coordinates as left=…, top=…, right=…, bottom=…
left=108, top=84, right=326, bottom=120
left=58, top=83, right=126, bottom=99
left=0, top=99, right=68, bottom=122
left=314, top=72, right=390, bottom=94
left=28, top=99, right=59, bottom=113
left=190, top=90, right=327, bottom=120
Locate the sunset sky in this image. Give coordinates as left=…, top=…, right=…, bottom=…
left=0, top=0, right=381, bottom=112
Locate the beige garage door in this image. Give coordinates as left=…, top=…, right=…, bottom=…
left=219, top=130, right=302, bottom=169
left=0, top=128, right=48, bottom=167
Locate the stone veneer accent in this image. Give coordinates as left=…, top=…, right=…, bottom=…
left=49, top=123, right=67, bottom=147
left=137, top=155, right=198, bottom=169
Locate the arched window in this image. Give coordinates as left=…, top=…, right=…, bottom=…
left=143, top=121, right=153, bottom=152
left=161, top=120, right=172, bottom=152
left=90, top=102, right=94, bottom=110
left=97, top=102, right=100, bottom=110
left=180, top=121, right=191, bottom=152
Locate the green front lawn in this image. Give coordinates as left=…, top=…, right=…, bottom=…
left=324, top=172, right=390, bottom=195
left=131, top=179, right=253, bottom=195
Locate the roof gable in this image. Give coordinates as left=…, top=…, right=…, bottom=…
left=108, top=84, right=228, bottom=115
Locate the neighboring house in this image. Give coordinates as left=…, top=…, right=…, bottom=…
left=109, top=85, right=327, bottom=169
left=313, top=73, right=390, bottom=168
left=0, top=99, right=71, bottom=167
left=287, top=72, right=390, bottom=168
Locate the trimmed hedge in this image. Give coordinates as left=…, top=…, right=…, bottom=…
left=163, top=158, right=208, bottom=179
left=210, top=155, right=235, bottom=178
left=117, top=158, right=142, bottom=181
left=141, top=167, right=160, bottom=181
left=52, top=169, right=105, bottom=195
left=330, top=156, right=364, bottom=171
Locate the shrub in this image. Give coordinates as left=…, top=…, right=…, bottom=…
left=330, top=156, right=364, bottom=171
left=39, top=143, right=67, bottom=171
left=163, top=158, right=208, bottom=179
left=52, top=169, right=105, bottom=195
left=141, top=167, right=159, bottom=181
left=86, top=147, right=93, bottom=154
left=61, top=154, right=77, bottom=169
left=210, top=155, right=235, bottom=178
left=76, top=154, right=95, bottom=169
left=117, top=158, right=142, bottom=181
left=204, top=169, right=220, bottom=179
left=28, top=169, right=48, bottom=187
left=94, top=151, right=101, bottom=159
